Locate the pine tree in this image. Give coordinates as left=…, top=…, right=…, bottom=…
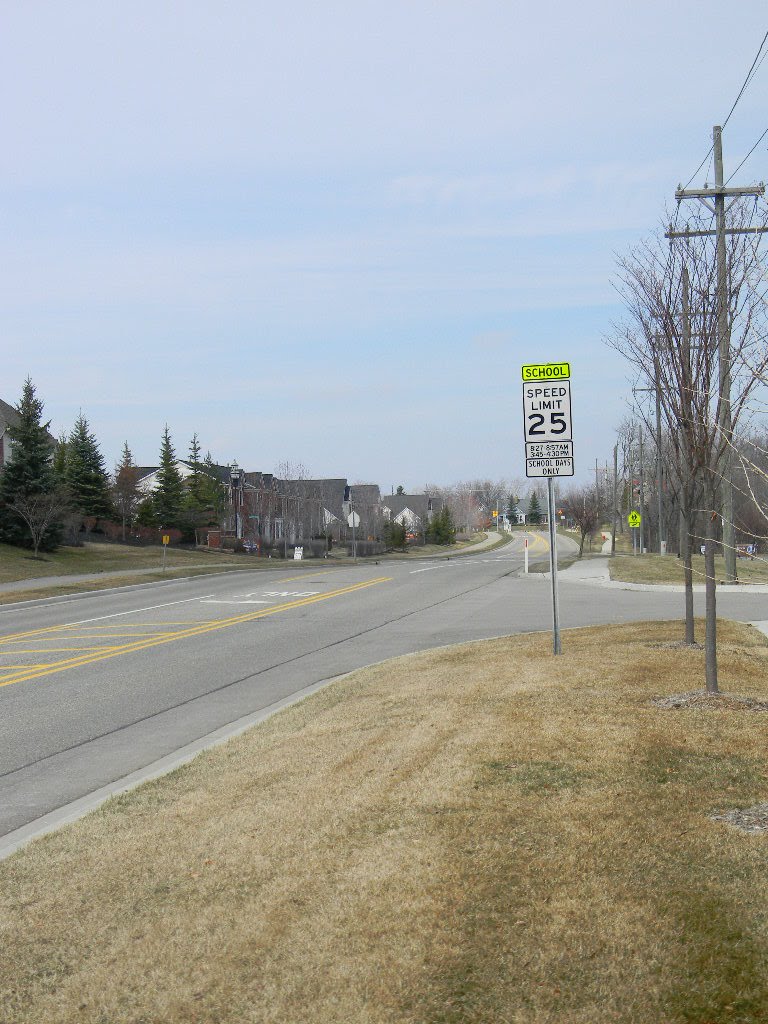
left=527, top=491, right=542, bottom=525
left=426, top=506, right=456, bottom=545
left=0, top=378, right=63, bottom=549
left=52, top=431, right=68, bottom=482
left=197, top=451, right=227, bottom=523
left=186, top=433, right=204, bottom=509
left=383, top=519, right=406, bottom=550
left=65, top=413, right=114, bottom=519
left=153, top=426, right=185, bottom=528
left=113, top=442, right=140, bottom=541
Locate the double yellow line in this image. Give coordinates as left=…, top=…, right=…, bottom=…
left=0, top=575, right=391, bottom=690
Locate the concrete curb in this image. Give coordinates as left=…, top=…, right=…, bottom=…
left=0, top=675, right=340, bottom=862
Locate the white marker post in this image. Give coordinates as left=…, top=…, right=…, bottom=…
left=522, top=362, right=574, bottom=656
left=524, top=536, right=529, bottom=575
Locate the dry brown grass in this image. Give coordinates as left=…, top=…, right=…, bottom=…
left=0, top=542, right=249, bottom=584
left=0, top=568, right=258, bottom=606
left=3, top=621, right=768, bottom=1023
left=610, top=552, right=768, bottom=585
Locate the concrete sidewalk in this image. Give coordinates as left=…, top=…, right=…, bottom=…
left=557, top=554, right=768, bottom=593
left=530, top=538, right=768, bottom=639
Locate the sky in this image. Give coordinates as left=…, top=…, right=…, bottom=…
left=2, top=2, right=767, bottom=492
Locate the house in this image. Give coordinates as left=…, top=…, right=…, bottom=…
left=347, top=483, right=383, bottom=541
left=381, top=492, right=441, bottom=538
left=0, top=399, right=20, bottom=468
left=505, top=502, right=527, bottom=526
left=135, top=461, right=231, bottom=495
left=519, top=495, right=549, bottom=526
left=265, top=477, right=348, bottom=545
left=0, top=397, right=56, bottom=468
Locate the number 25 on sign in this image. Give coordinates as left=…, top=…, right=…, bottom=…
left=522, top=372, right=572, bottom=441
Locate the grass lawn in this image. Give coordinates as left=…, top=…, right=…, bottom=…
left=3, top=620, right=768, bottom=1023
left=610, top=552, right=768, bottom=585
left=380, top=531, right=508, bottom=559
left=0, top=541, right=246, bottom=585
left=0, top=535, right=502, bottom=606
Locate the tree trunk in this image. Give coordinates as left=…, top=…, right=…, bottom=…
left=681, top=503, right=695, bottom=646
left=704, top=502, right=719, bottom=693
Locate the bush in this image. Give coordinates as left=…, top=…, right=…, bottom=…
left=347, top=540, right=386, bottom=557
left=383, top=521, right=407, bottom=550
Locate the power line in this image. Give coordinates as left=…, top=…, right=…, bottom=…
left=726, top=125, right=768, bottom=184
left=721, top=31, right=768, bottom=132
left=683, top=145, right=714, bottom=193
left=683, top=29, right=768, bottom=189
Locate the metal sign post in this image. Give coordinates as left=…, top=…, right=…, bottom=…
left=627, top=511, right=641, bottom=557
left=522, top=362, right=574, bottom=656
left=546, top=477, right=562, bottom=655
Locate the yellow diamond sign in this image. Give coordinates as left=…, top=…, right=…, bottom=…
left=627, top=511, right=642, bottom=528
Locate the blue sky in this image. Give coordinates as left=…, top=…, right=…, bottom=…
left=2, top=2, right=766, bottom=490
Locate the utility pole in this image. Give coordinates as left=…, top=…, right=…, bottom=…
left=638, top=428, right=646, bottom=554
left=653, top=352, right=664, bottom=554
left=670, top=125, right=766, bottom=583
left=611, top=443, right=618, bottom=556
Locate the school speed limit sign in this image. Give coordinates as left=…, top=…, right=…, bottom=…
left=522, top=362, right=574, bottom=477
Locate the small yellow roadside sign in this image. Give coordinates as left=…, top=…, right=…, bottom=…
left=627, top=511, right=642, bottom=528
left=521, top=362, right=570, bottom=382
left=162, top=535, right=170, bottom=545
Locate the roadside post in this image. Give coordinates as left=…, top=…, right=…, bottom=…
left=348, top=511, right=360, bottom=562
left=161, top=533, right=170, bottom=572
left=522, top=362, right=574, bottom=655
left=524, top=537, right=529, bottom=575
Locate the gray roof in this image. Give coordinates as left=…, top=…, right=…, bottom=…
left=0, top=399, right=21, bottom=429
left=349, top=483, right=381, bottom=509
left=280, top=478, right=348, bottom=516
left=381, top=493, right=440, bottom=522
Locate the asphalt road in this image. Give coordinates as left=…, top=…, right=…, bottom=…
left=1, top=531, right=766, bottom=846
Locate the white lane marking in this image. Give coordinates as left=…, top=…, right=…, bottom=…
left=260, top=591, right=320, bottom=598
left=29, top=595, right=217, bottom=630
left=201, top=600, right=271, bottom=605
left=409, top=565, right=449, bottom=574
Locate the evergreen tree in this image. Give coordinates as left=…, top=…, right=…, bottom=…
left=113, top=441, right=141, bottom=541
left=65, top=413, right=114, bottom=519
left=527, top=491, right=542, bottom=525
left=383, top=519, right=407, bottom=550
left=426, top=505, right=456, bottom=545
left=0, top=378, right=63, bottom=550
left=153, top=426, right=185, bottom=528
left=197, top=451, right=227, bottom=523
left=52, top=431, right=68, bottom=482
left=186, top=433, right=205, bottom=509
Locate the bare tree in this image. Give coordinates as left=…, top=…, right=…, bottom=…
left=732, top=431, right=768, bottom=547
left=275, top=460, right=311, bottom=547
left=562, top=485, right=601, bottom=557
left=9, top=490, right=70, bottom=558
left=611, top=201, right=768, bottom=690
